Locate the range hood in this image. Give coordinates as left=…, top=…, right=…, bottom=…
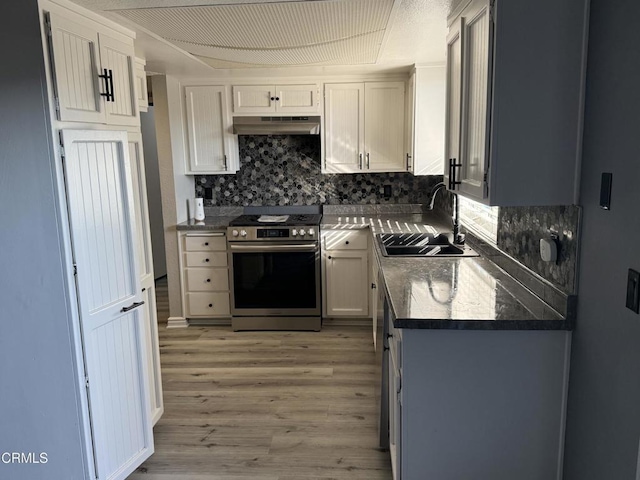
left=232, top=116, right=321, bottom=135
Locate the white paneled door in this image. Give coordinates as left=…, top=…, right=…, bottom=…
left=61, top=130, right=154, bottom=480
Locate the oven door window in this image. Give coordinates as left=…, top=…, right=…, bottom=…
left=232, top=251, right=317, bottom=309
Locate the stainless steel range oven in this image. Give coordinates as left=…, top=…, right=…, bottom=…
left=227, top=213, right=322, bottom=331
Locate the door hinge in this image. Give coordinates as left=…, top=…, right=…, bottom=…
left=483, top=172, right=489, bottom=196
left=85, top=375, right=90, bottom=389
left=54, top=97, right=61, bottom=115
left=58, top=131, right=65, bottom=159
left=489, top=0, right=496, bottom=22
left=44, top=15, right=52, bottom=37
left=73, top=264, right=78, bottom=276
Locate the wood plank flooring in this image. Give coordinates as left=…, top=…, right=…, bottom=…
left=128, top=277, right=392, bottom=480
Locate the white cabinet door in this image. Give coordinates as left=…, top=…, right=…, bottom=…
left=47, top=12, right=104, bottom=123
left=444, top=17, right=464, bottom=191
left=99, top=33, right=138, bottom=126
left=411, top=66, right=446, bottom=176
left=46, top=11, right=138, bottom=126
left=61, top=130, right=153, bottom=480
left=276, top=84, right=319, bottom=113
left=458, top=0, right=492, bottom=200
left=325, top=250, right=369, bottom=317
left=232, top=85, right=275, bottom=114
left=185, top=86, right=235, bottom=174
left=128, top=133, right=164, bottom=425
left=135, top=58, right=148, bottom=112
left=324, top=83, right=365, bottom=173
left=364, top=82, right=406, bottom=172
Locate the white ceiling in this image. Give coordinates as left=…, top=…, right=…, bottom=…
left=72, top=0, right=452, bottom=73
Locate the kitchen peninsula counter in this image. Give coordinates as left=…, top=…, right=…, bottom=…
left=321, top=212, right=573, bottom=331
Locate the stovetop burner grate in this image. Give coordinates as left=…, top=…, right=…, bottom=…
left=229, top=213, right=322, bottom=227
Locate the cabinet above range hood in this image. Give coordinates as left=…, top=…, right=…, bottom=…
left=232, top=116, right=321, bottom=135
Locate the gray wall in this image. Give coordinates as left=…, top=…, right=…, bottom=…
left=0, top=2, right=87, bottom=479
left=563, top=0, right=640, bottom=478
left=141, top=106, right=167, bottom=278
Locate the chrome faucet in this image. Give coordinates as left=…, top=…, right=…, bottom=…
left=428, top=182, right=464, bottom=245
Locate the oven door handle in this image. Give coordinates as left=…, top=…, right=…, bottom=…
left=229, top=243, right=318, bottom=253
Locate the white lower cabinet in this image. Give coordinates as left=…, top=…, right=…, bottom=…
left=322, top=229, right=369, bottom=317
left=179, top=232, right=231, bottom=319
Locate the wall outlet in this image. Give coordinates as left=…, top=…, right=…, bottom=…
left=626, top=269, right=640, bottom=314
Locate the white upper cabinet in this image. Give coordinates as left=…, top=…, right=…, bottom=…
left=364, top=82, right=406, bottom=172
left=46, top=10, right=138, bottom=126
left=232, top=84, right=320, bottom=114
left=445, top=0, right=588, bottom=206
left=134, top=58, right=148, bottom=112
left=408, top=66, right=446, bottom=176
left=324, top=83, right=365, bottom=173
left=185, top=85, right=238, bottom=174
left=324, top=82, right=406, bottom=173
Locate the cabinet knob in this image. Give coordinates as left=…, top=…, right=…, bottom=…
left=275, top=96, right=280, bottom=101
left=345, top=241, right=350, bottom=245
left=205, top=258, right=210, bottom=262
left=208, top=303, right=213, bottom=308
left=270, top=96, right=275, bottom=101
left=205, top=242, right=209, bottom=246
left=328, top=255, right=332, bottom=259
left=206, top=278, right=211, bottom=283
left=371, top=283, right=376, bottom=289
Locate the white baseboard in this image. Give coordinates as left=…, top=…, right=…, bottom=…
left=188, top=318, right=232, bottom=327
left=166, top=317, right=188, bottom=328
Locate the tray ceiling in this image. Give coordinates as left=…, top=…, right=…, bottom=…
left=72, top=0, right=451, bottom=70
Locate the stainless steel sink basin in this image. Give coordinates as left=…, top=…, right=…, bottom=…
left=376, top=233, right=479, bottom=257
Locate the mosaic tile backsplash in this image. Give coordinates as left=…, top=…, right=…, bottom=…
left=497, top=206, right=581, bottom=294
left=195, top=135, right=441, bottom=206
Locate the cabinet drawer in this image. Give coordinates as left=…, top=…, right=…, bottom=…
left=323, top=230, right=369, bottom=250
left=185, top=268, right=229, bottom=292
left=185, top=252, right=227, bottom=267
left=186, top=292, right=230, bottom=317
left=184, top=235, right=226, bottom=252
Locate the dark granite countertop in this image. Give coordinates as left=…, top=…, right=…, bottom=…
left=176, top=216, right=237, bottom=230
left=323, top=213, right=571, bottom=331
left=176, top=209, right=570, bottom=330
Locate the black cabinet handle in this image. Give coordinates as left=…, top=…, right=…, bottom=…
left=205, top=258, right=210, bottom=262
left=98, top=68, right=114, bottom=102
left=141, top=287, right=146, bottom=292
left=448, top=158, right=462, bottom=190
left=345, top=241, right=350, bottom=245
left=108, top=69, right=115, bottom=102
left=205, top=242, right=209, bottom=246
left=121, top=301, right=144, bottom=313
left=327, top=255, right=332, bottom=259
left=206, top=278, right=211, bottom=283
left=208, top=303, right=213, bottom=308
left=270, top=96, right=275, bottom=101
left=371, top=283, right=377, bottom=289
left=275, top=96, right=280, bottom=101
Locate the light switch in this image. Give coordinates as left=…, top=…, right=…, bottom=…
left=600, top=172, right=613, bottom=210
left=626, top=269, right=640, bottom=314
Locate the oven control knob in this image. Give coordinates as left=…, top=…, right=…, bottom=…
left=308, top=228, right=315, bottom=237
left=240, top=230, right=247, bottom=237
left=292, top=229, right=298, bottom=236
left=299, top=229, right=306, bottom=236
left=232, top=229, right=239, bottom=237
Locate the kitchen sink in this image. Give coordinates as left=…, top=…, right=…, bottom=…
left=376, top=233, right=479, bottom=257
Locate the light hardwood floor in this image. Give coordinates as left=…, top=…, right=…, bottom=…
left=128, top=277, right=392, bottom=480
